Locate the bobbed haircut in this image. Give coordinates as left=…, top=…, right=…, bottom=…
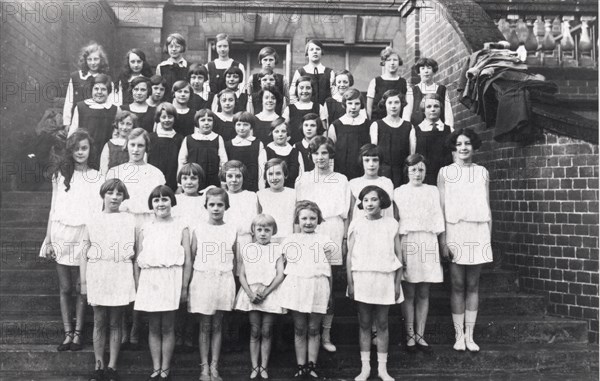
left=413, top=57, right=439, bottom=74
left=304, top=39, right=324, bottom=56
left=341, top=88, right=364, bottom=109
left=270, top=117, right=288, bottom=134
left=302, top=113, right=326, bottom=136
left=194, top=108, right=215, bottom=126
left=188, top=63, right=208, bottom=79
left=294, top=200, right=324, bottom=225
left=177, top=163, right=206, bottom=187
left=164, top=33, right=187, bottom=53
left=403, top=153, right=428, bottom=178
left=92, top=73, right=113, bottom=94
left=99, top=178, right=130, bottom=200
left=358, top=143, right=383, bottom=165
left=130, top=76, right=151, bottom=92
left=126, top=128, right=151, bottom=153
left=308, top=135, right=335, bottom=158
left=154, top=102, right=177, bottom=123
left=217, top=88, right=237, bottom=109
left=251, top=214, right=278, bottom=235
left=147, top=185, right=177, bottom=210
left=149, top=74, right=167, bottom=88
left=357, top=185, right=392, bottom=210
left=334, top=69, right=354, bottom=87
left=380, top=47, right=403, bottom=66
left=377, top=89, right=406, bottom=111
left=172, top=80, right=192, bottom=95
left=219, top=160, right=248, bottom=182
left=233, top=111, right=256, bottom=128
left=114, top=109, right=138, bottom=127
left=446, top=128, right=482, bottom=151
left=224, top=66, right=244, bottom=82
left=257, top=86, right=283, bottom=110
left=258, top=46, right=280, bottom=64
left=204, top=187, right=230, bottom=210
left=294, top=75, right=313, bottom=98
left=264, top=158, right=289, bottom=182
left=419, top=93, right=442, bottom=112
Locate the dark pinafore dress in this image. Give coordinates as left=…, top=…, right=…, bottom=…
left=264, top=145, right=301, bottom=188
left=325, top=97, right=345, bottom=124
left=254, top=118, right=274, bottom=146
left=409, top=85, right=447, bottom=127
left=186, top=136, right=221, bottom=187
left=207, top=60, right=242, bottom=94
left=298, top=67, right=332, bottom=106
left=224, top=139, right=261, bottom=192
left=376, top=119, right=412, bottom=187
left=147, top=132, right=184, bottom=192
left=157, top=62, right=188, bottom=101
left=414, top=123, right=453, bottom=186
left=213, top=115, right=236, bottom=142
left=75, top=101, right=117, bottom=170
left=287, top=102, right=320, bottom=145
left=331, top=119, right=371, bottom=180
left=294, top=141, right=314, bottom=172
left=173, top=109, right=196, bottom=137
left=371, top=76, right=408, bottom=121
left=107, top=141, right=129, bottom=170
left=121, top=104, right=156, bottom=134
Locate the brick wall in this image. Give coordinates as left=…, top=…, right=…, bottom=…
left=0, top=1, right=117, bottom=190
left=406, top=0, right=599, bottom=342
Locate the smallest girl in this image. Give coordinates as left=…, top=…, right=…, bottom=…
left=347, top=185, right=403, bottom=381
left=278, top=201, right=335, bottom=378
left=156, top=33, right=188, bottom=101
left=115, top=48, right=153, bottom=106
left=134, top=185, right=192, bottom=381
left=147, top=75, right=168, bottom=108
left=171, top=80, right=196, bottom=136
left=235, top=214, right=286, bottom=380
left=294, top=113, right=326, bottom=172
left=290, top=39, right=334, bottom=105
left=258, top=118, right=303, bottom=189
left=367, top=47, right=407, bottom=121
left=99, top=110, right=136, bottom=174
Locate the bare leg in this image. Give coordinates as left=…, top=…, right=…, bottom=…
left=92, top=306, right=107, bottom=369
left=159, top=311, right=176, bottom=376
left=400, top=282, right=416, bottom=347
left=465, top=265, right=482, bottom=351
left=415, top=283, right=431, bottom=345
left=56, top=264, right=74, bottom=346
left=107, top=306, right=123, bottom=369
left=73, top=268, right=86, bottom=345
left=450, top=264, right=466, bottom=351
left=307, top=313, right=323, bottom=364
left=291, top=311, right=308, bottom=366
left=199, top=314, right=211, bottom=379
left=375, top=305, right=392, bottom=380
left=249, top=311, right=262, bottom=376
left=260, top=313, right=276, bottom=377
left=210, top=311, right=224, bottom=380
left=355, top=303, right=373, bottom=381
left=147, top=313, right=162, bottom=377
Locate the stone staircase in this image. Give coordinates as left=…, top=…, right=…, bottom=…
left=0, top=191, right=598, bottom=380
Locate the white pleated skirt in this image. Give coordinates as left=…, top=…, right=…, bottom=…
left=134, top=266, right=182, bottom=312
left=446, top=221, right=493, bottom=265
left=402, top=231, right=444, bottom=283
left=87, top=260, right=136, bottom=306
left=351, top=271, right=404, bottom=305
left=188, top=270, right=236, bottom=315
left=277, top=275, right=330, bottom=314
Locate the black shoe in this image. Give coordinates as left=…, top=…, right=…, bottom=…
left=415, top=333, right=434, bottom=354
left=405, top=334, right=417, bottom=354
left=57, top=331, right=73, bottom=352
left=89, top=369, right=105, bottom=381
left=105, top=368, right=120, bottom=381
left=70, top=330, right=83, bottom=351
left=293, top=364, right=305, bottom=378
left=147, top=369, right=161, bottom=381
left=306, top=362, right=319, bottom=379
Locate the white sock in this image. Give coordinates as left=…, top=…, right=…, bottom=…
left=354, top=351, right=370, bottom=381
left=377, top=352, right=394, bottom=381
left=452, top=313, right=465, bottom=351
left=465, top=310, right=480, bottom=352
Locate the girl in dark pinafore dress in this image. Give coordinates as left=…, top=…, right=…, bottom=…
left=294, top=113, right=326, bottom=173
left=206, top=33, right=246, bottom=95
left=171, top=81, right=196, bottom=137
left=370, top=89, right=413, bottom=188
left=224, top=111, right=264, bottom=192
left=213, top=89, right=238, bottom=142
left=148, top=103, right=184, bottom=192
left=289, top=39, right=334, bottom=106
left=99, top=110, right=136, bottom=174
left=253, top=86, right=283, bottom=146
left=283, top=76, right=327, bottom=145
left=120, top=76, right=156, bottom=134
left=156, top=33, right=188, bottom=102
left=327, top=89, right=371, bottom=180
left=258, top=118, right=303, bottom=189
left=367, top=47, right=408, bottom=122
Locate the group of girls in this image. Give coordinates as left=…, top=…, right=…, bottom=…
left=42, top=31, right=493, bottom=381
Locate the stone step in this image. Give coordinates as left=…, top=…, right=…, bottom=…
left=0, top=208, right=50, bottom=226
left=0, top=227, right=47, bottom=242
left=0, top=314, right=588, bottom=346
left=0, top=192, right=52, bottom=208
left=0, top=241, right=49, bottom=270
left=0, top=343, right=597, bottom=376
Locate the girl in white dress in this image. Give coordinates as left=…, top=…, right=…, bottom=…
left=188, top=188, right=237, bottom=381
left=349, top=144, right=395, bottom=221
left=278, top=201, right=334, bottom=378
left=235, top=214, right=286, bottom=379
left=134, top=185, right=192, bottom=380
left=80, top=179, right=136, bottom=381
left=40, top=130, right=103, bottom=352
left=347, top=185, right=403, bottom=381
left=257, top=159, right=296, bottom=243
left=438, top=128, right=493, bottom=352
left=395, top=154, right=445, bottom=354
left=295, top=135, right=351, bottom=353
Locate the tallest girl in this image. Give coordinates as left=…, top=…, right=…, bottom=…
left=290, top=39, right=335, bottom=106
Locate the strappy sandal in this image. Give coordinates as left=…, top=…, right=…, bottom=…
left=306, top=362, right=319, bottom=379
left=259, top=366, right=269, bottom=379
left=293, top=364, right=305, bottom=378
left=57, top=331, right=73, bottom=352
left=147, top=368, right=161, bottom=381
left=415, top=333, right=433, bottom=354
left=249, top=365, right=260, bottom=380
left=159, top=368, right=171, bottom=380
left=405, top=333, right=417, bottom=354
left=70, top=330, right=83, bottom=351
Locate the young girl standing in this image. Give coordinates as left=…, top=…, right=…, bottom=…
left=258, top=118, right=303, bottom=189
left=294, top=113, right=326, bottom=172
left=171, top=81, right=196, bottom=137
left=68, top=74, right=118, bottom=170
left=235, top=214, right=286, bottom=380
left=349, top=144, right=395, bottom=221
left=327, top=89, right=371, bottom=180
left=188, top=187, right=238, bottom=381
left=296, top=136, right=351, bottom=354
left=212, top=89, right=238, bottom=142
left=120, top=76, right=157, bottom=134
left=278, top=201, right=334, bottom=378
left=156, top=33, right=188, bottom=101
left=347, top=185, right=403, bottom=381
left=253, top=86, right=284, bottom=145
left=80, top=179, right=136, bottom=381
left=404, top=57, right=454, bottom=128
left=188, top=63, right=211, bottom=111
left=438, top=128, right=492, bottom=352
left=134, top=185, right=192, bottom=380
left=99, top=110, right=135, bottom=174
left=257, top=159, right=296, bottom=243
left=290, top=39, right=334, bottom=105
left=224, top=112, right=264, bottom=192
left=409, top=94, right=453, bottom=186
left=395, top=154, right=445, bottom=354
left=325, top=70, right=357, bottom=124
left=115, top=48, right=153, bottom=106
left=147, top=75, right=168, bottom=108
left=40, top=130, right=102, bottom=352
left=63, top=41, right=111, bottom=127
left=206, top=33, right=246, bottom=95
left=366, top=47, right=407, bottom=121
left=148, top=103, right=185, bottom=192
left=284, top=76, right=328, bottom=145
left=178, top=109, right=228, bottom=188
left=248, top=47, right=288, bottom=106
left=370, top=89, right=413, bottom=188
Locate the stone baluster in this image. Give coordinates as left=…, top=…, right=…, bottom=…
left=524, top=16, right=541, bottom=65
left=578, top=16, right=596, bottom=67
left=561, top=16, right=577, bottom=67
left=542, top=16, right=559, bottom=66
left=507, top=14, right=521, bottom=51
left=534, top=16, right=545, bottom=47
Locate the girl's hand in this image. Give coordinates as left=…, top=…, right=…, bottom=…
left=347, top=280, right=354, bottom=300
left=180, top=287, right=189, bottom=303
left=246, top=289, right=258, bottom=303
left=441, top=243, right=452, bottom=261
left=395, top=282, right=402, bottom=301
